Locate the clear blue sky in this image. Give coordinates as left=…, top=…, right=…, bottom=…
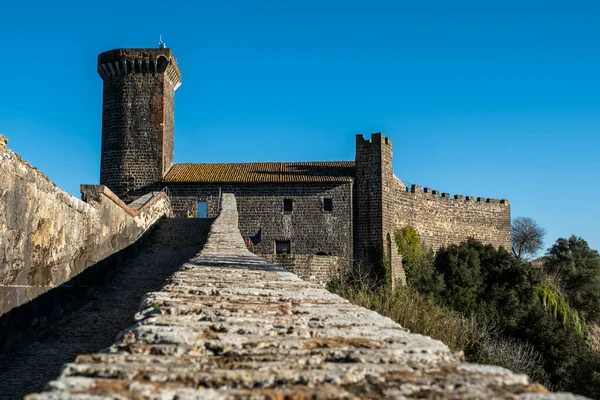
left=1, top=0, right=599, bottom=252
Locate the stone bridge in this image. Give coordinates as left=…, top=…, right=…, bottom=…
left=24, top=194, right=581, bottom=399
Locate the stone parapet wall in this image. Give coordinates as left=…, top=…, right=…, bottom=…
left=262, top=254, right=342, bottom=286
left=29, top=193, right=582, bottom=399
left=0, top=141, right=172, bottom=315
left=393, top=180, right=512, bottom=251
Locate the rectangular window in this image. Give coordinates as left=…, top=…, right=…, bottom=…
left=283, top=199, right=293, bottom=213
left=197, top=201, right=208, bottom=218
left=275, top=240, right=291, bottom=255
left=323, top=198, right=333, bottom=212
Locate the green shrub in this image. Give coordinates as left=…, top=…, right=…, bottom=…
left=335, top=235, right=600, bottom=397
left=329, top=279, right=470, bottom=351
left=544, top=236, right=600, bottom=324
left=329, top=278, right=548, bottom=384
left=536, top=280, right=590, bottom=339
left=395, top=226, right=423, bottom=269
left=395, top=227, right=444, bottom=297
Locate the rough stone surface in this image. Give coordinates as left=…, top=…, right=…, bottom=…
left=98, top=48, right=181, bottom=200
left=392, top=183, right=512, bottom=252
left=355, top=133, right=406, bottom=286
left=28, top=194, right=583, bottom=399
left=0, top=218, right=211, bottom=399
left=166, top=183, right=353, bottom=285
left=0, top=143, right=172, bottom=315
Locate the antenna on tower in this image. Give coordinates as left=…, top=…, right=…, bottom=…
left=158, top=35, right=166, bottom=49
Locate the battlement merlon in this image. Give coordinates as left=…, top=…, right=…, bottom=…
left=409, top=184, right=510, bottom=205
left=97, top=48, right=181, bottom=89
left=356, top=132, right=392, bottom=148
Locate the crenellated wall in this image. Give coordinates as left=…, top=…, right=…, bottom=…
left=354, top=133, right=511, bottom=288
left=0, top=137, right=172, bottom=315
left=98, top=48, right=181, bottom=200
left=392, top=182, right=511, bottom=251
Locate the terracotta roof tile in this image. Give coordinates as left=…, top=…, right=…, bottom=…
left=164, top=162, right=355, bottom=183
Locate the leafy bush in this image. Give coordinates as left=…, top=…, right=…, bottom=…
left=395, top=227, right=444, bottom=297
left=395, top=226, right=423, bottom=269
left=544, top=236, right=600, bottom=324
left=328, top=276, right=548, bottom=383
left=335, top=233, right=600, bottom=398
left=536, top=280, right=590, bottom=338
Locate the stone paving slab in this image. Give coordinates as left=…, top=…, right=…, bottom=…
left=28, top=194, right=586, bottom=399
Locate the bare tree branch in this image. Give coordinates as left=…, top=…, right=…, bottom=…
left=511, top=217, right=547, bottom=260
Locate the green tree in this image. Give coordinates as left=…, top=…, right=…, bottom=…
left=434, top=238, right=539, bottom=328
left=395, top=227, right=444, bottom=297
left=434, top=240, right=485, bottom=314
left=515, top=305, right=598, bottom=394
left=544, top=236, right=600, bottom=323
left=477, top=242, right=540, bottom=329
left=395, top=226, right=422, bottom=269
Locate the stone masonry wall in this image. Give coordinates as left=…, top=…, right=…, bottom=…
left=262, top=254, right=341, bottom=286
left=29, top=193, right=581, bottom=399
left=354, top=134, right=383, bottom=266
left=393, top=181, right=512, bottom=251
left=355, top=133, right=405, bottom=287
left=98, top=48, right=181, bottom=200
left=166, top=182, right=353, bottom=282
left=0, top=138, right=172, bottom=315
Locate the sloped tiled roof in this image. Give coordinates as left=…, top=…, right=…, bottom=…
left=164, top=161, right=355, bottom=183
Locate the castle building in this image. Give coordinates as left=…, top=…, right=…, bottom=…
left=97, top=47, right=511, bottom=285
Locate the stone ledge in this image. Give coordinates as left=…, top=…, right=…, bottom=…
left=1, top=145, right=173, bottom=316
left=80, top=185, right=170, bottom=218
left=27, top=194, right=586, bottom=399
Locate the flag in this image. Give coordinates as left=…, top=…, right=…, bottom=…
left=249, top=227, right=262, bottom=246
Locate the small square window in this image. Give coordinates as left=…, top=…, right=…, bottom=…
left=275, top=240, right=291, bottom=255
left=283, top=199, right=293, bottom=212
left=323, top=198, right=333, bottom=212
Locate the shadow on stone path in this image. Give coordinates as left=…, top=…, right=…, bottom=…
left=0, top=218, right=211, bottom=400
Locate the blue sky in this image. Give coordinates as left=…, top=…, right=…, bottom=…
left=1, top=0, right=599, bottom=252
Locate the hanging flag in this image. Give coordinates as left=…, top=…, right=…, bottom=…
left=249, top=227, right=262, bottom=246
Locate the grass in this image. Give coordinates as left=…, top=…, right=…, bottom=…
left=329, top=280, right=470, bottom=351
left=328, top=278, right=550, bottom=387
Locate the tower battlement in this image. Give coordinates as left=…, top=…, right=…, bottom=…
left=97, top=48, right=181, bottom=88
left=98, top=48, right=181, bottom=200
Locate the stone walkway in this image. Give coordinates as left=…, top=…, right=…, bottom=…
left=26, top=195, right=584, bottom=399
left=0, top=218, right=211, bottom=400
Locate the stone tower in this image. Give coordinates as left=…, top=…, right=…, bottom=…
left=354, top=133, right=404, bottom=287
left=97, top=48, right=181, bottom=200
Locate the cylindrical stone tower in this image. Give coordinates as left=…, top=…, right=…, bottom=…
left=97, top=48, right=181, bottom=200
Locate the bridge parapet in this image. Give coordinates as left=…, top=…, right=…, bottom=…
left=28, top=194, right=581, bottom=399
left=0, top=140, right=172, bottom=316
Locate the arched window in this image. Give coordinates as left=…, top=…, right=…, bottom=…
left=157, top=55, right=169, bottom=73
